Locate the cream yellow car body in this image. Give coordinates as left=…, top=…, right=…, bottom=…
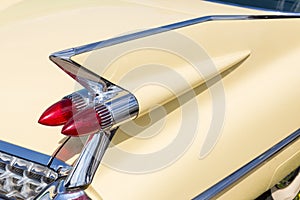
left=1, top=0, right=300, bottom=199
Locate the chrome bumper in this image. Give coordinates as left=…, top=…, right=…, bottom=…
left=0, top=140, right=83, bottom=200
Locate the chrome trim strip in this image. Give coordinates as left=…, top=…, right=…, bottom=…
left=193, top=128, right=300, bottom=200
left=205, top=0, right=300, bottom=14
left=50, top=15, right=300, bottom=107
left=0, top=140, right=69, bottom=171
left=0, top=140, right=50, bottom=165
left=64, top=131, right=111, bottom=189
left=51, top=14, right=300, bottom=59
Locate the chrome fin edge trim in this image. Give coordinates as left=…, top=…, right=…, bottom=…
left=193, top=128, right=300, bottom=200
left=51, top=15, right=300, bottom=59
left=49, top=15, right=300, bottom=105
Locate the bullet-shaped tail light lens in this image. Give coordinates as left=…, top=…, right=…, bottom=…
left=38, top=98, right=73, bottom=126
left=38, top=89, right=89, bottom=126
left=61, top=107, right=105, bottom=136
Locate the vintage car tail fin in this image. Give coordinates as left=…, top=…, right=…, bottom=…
left=40, top=50, right=139, bottom=137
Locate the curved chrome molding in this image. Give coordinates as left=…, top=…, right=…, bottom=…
left=64, top=131, right=111, bottom=189
left=0, top=140, right=70, bottom=172
left=51, top=14, right=300, bottom=60
left=50, top=14, right=300, bottom=96
left=49, top=14, right=300, bottom=118
left=193, top=128, right=300, bottom=200
left=0, top=140, right=50, bottom=166
left=205, top=0, right=300, bottom=14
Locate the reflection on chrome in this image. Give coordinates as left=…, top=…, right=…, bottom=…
left=0, top=141, right=72, bottom=200
left=0, top=153, right=57, bottom=200
left=64, top=131, right=111, bottom=189
left=37, top=179, right=90, bottom=200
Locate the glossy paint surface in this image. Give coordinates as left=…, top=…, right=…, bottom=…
left=1, top=1, right=300, bottom=199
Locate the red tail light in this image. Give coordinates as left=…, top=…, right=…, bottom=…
left=61, top=108, right=101, bottom=136
left=39, top=84, right=138, bottom=136
left=38, top=98, right=74, bottom=126
left=61, top=105, right=112, bottom=136
left=61, top=91, right=138, bottom=136
left=38, top=90, right=89, bottom=126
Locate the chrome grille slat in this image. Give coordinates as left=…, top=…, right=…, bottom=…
left=0, top=152, right=58, bottom=200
